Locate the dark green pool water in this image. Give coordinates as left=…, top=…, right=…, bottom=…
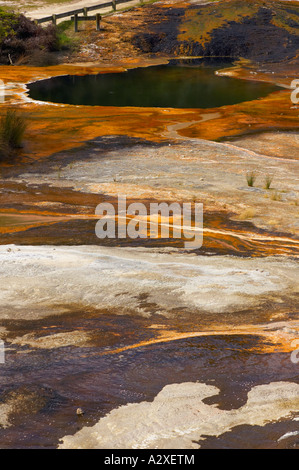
left=27, top=60, right=280, bottom=108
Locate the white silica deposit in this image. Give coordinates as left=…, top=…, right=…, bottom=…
left=59, top=381, right=299, bottom=449
left=0, top=245, right=297, bottom=320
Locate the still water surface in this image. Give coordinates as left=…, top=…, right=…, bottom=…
left=28, top=60, right=280, bottom=108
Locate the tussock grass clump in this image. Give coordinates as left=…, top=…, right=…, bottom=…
left=237, top=208, right=256, bottom=220
left=0, top=109, right=27, bottom=161
left=246, top=171, right=257, bottom=187
left=0, top=109, right=27, bottom=148
left=270, top=191, right=282, bottom=202
left=264, top=174, right=274, bottom=190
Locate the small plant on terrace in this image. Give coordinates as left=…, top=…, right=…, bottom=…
left=271, top=191, right=282, bottom=202
left=246, top=170, right=257, bottom=187
left=0, top=109, right=27, bottom=149
left=264, top=174, right=274, bottom=190
left=0, top=109, right=27, bottom=161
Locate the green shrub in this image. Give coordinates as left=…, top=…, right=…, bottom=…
left=0, top=7, right=18, bottom=40
left=0, top=8, right=75, bottom=65
left=56, top=21, right=76, bottom=50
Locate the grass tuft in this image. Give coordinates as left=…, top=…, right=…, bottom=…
left=0, top=109, right=27, bottom=161
left=270, top=191, right=282, bottom=202
left=246, top=170, right=257, bottom=187
left=264, top=174, right=273, bottom=190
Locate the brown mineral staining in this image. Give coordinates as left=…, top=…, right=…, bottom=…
left=0, top=387, right=51, bottom=428
left=103, top=320, right=299, bottom=357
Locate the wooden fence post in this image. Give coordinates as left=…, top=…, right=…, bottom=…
left=74, top=13, right=78, bottom=32
left=96, top=13, right=101, bottom=31
left=52, top=14, right=56, bottom=25
left=112, top=0, right=116, bottom=11
left=83, top=7, right=88, bottom=17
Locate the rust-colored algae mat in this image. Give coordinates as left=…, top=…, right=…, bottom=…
left=0, top=0, right=298, bottom=450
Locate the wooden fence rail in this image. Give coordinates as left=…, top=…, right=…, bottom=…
left=37, top=0, right=144, bottom=25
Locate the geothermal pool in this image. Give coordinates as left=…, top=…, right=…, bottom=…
left=27, top=60, right=280, bottom=108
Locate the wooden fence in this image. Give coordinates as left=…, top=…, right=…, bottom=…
left=37, top=0, right=145, bottom=31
